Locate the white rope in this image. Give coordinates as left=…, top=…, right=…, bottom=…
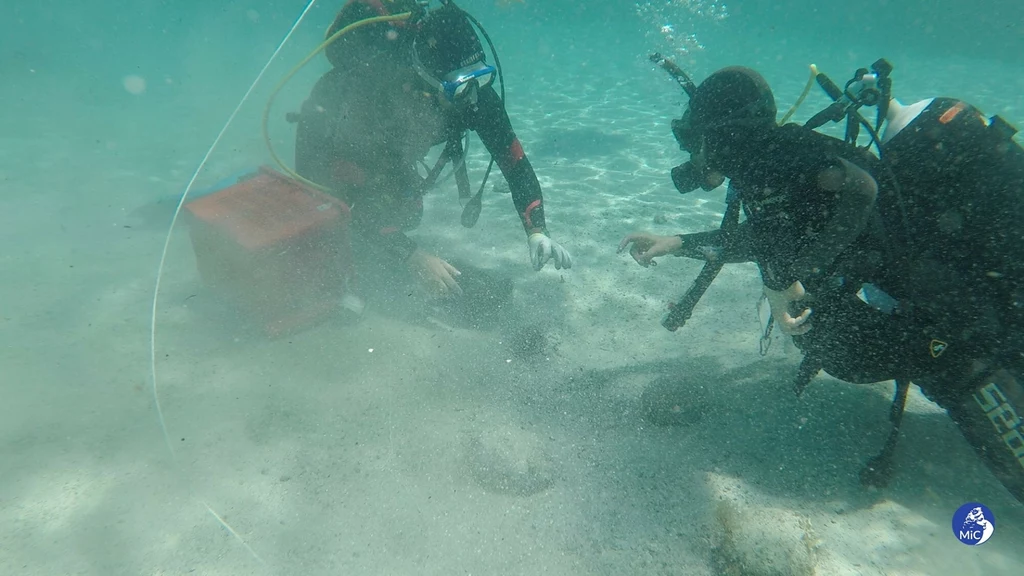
left=147, top=1, right=320, bottom=567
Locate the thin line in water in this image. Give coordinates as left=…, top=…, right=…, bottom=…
left=205, top=502, right=267, bottom=566
left=147, top=0, right=321, bottom=567
left=148, top=0, right=319, bottom=461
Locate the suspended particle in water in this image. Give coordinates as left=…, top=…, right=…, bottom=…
left=123, top=75, right=146, bottom=95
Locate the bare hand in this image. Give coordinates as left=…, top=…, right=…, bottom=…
left=617, top=232, right=682, bottom=267
left=765, top=281, right=812, bottom=336
left=407, top=249, right=463, bottom=298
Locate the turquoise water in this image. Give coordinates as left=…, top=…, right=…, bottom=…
left=3, top=0, right=1024, bottom=574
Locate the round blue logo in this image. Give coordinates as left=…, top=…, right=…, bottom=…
left=952, top=502, right=995, bottom=546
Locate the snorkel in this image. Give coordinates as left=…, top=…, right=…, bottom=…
left=653, top=53, right=716, bottom=194
left=650, top=53, right=743, bottom=333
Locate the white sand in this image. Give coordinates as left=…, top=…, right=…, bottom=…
left=2, top=17, right=1024, bottom=576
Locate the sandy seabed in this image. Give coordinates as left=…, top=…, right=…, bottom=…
left=2, top=48, right=1023, bottom=575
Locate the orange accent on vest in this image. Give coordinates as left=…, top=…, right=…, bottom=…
left=939, top=102, right=966, bottom=124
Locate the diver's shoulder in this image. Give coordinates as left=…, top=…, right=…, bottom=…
left=772, top=123, right=876, bottom=162
left=752, top=123, right=842, bottom=160
left=773, top=122, right=843, bottom=145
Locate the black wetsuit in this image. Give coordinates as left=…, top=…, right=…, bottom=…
left=675, top=112, right=1024, bottom=502
left=294, top=63, right=548, bottom=264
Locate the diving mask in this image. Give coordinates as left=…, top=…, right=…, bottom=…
left=670, top=136, right=724, bottom=194
left=415, top=59, right=495, bottom=103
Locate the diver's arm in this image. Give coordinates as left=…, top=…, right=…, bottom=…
left=674, top=222, right=759, bottom=263
left=767, top=158, right=878, bottom=289
left=375, top=229, right=419, bottom=263
left=793, top=158, right=877, bottom=276
left=469, top=86, right=548, bottom=235
left=344, top=197, right=419, bottom=262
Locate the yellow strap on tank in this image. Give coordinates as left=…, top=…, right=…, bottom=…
left=262, top=12, right=415, bottom=193
left=779, top=64, right=818, bottom=125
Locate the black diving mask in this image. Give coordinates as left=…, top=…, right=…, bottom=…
left=672, top=108, right=699, bottom=153
left=669, top=128, right=725, bottom=194
left=670, top=110, right=712, bottom=193
left=671, top=159, right=723, bottom=194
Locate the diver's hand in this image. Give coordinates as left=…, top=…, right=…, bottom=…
left=617, top=232, right=682, bottom=267
left=528, top=232, right=572, bottom=271
left=765, top=281, right=812, bottom=336
left=407, top=249, right=463, bottom=298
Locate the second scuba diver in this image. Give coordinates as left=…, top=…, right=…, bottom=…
left=619, top=61, right=1024, bottom=504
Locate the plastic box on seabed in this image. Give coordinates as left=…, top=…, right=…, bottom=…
left=182, top=165, right=354, bottom=337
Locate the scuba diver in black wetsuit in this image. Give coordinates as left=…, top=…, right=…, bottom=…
left=619, top=60, right=1024, bottom=504
left=293, top=0, right=571, bottom=298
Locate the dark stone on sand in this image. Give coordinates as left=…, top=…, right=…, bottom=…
left=491, top=178, right=511, bottom=194
left=640, top=375, right=709, bottom=427
left=464, top=425, right=556, bottom=496
left=653, top=213, right=669, bottom=224
left=433, top=262, right=514, bottom=329
left=505, top=324, right=550, bottom=359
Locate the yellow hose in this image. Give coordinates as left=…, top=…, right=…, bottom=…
left=779, top=64, right=818, bottom=125
left=261, top=12, right=415, bottom=192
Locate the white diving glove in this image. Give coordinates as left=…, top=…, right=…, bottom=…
left=528, top=232, right=573, bottom=271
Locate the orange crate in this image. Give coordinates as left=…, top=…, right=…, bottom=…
left=183, top=166, right=354, bottom=337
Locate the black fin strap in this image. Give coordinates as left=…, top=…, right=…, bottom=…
left=453, top=151, right=471, bottom=203
left=419, top=141, right=457, bottom=193
left=859, top=378, right=911, bottom=488
left=793, top=354, right=823, bottom=397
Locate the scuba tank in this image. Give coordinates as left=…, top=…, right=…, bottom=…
left=798, top=61, right=1024, bottom=488
left=880, top=93, right=1024, bottom=361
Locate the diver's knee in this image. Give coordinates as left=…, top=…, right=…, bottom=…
left=944, top=366, right=1024, bottom=503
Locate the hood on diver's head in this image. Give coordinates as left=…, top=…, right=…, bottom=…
left=689, top=66, right=777, bottom=129
left=324, top=0, right=423, bottom=69
left=414, top=3, right=486, bottom=79
left=686, top=66, right=778, bottom=163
